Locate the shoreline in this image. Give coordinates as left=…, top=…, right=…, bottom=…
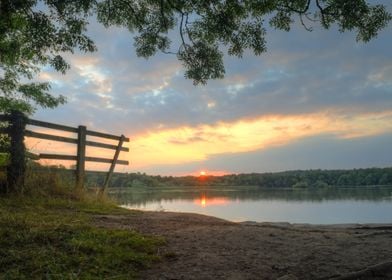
left=240, top=220, right=392, bottom=229
left=96, top=209, right=392, bottom=279
left=122, top=205, right=392, bottom=228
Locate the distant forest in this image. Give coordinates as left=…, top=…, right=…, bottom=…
left=85, top=167, right=392, bottom=189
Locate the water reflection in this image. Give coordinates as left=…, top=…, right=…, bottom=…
left=111, top=186, right=392, bottom=224
left=193, top=194, right=228, bottom=208
left=113, top=186, right=392, bottom=205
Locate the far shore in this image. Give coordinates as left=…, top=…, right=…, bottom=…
left=95, top=210, right=392, bottom=280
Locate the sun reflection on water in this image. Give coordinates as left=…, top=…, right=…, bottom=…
left=193, top=195, right=229, bottom=208
left=200, top=195, right=207, bottom=207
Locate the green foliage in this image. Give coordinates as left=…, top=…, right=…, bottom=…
left=97, top=0, right=391, bottom=84
left=0, top=197, right=162, bottom=279
left=0, top=153, right=8, bottom=166
left=292, top=180, right=309, bottom=188
left=1, top=0, right=391, bottom=112
left=0, top=0, right=95, bottom=113
left=86, top=167, right=392, bottom=189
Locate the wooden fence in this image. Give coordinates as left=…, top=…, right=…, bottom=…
left=0, top=110, right=129, bottom=192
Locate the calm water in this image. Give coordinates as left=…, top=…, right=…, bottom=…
left=112, top=186, right=392, bottom=224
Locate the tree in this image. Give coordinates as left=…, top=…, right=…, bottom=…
left=0, top=0, right=96, bottom=114
left=1, top=0, right=391, bottom=114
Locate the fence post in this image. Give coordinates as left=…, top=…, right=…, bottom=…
left=103, top=135, right=125, bottom=192
left=76, top=125, right=86, bottom=189
left=7, top=110, right=27, bottom=193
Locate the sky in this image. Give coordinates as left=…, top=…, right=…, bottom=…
left=29, top=3, right=392, bottom=176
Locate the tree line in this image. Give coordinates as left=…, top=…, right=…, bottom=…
left=85, top=167, right=392, bottom=189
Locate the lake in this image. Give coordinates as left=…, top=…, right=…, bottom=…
left=112, top=186, right=392, bottom=224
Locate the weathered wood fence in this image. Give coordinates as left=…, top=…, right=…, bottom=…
left=0, top=110, right=129, bottom=192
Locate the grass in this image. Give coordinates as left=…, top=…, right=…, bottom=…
left=0, top=169, right=164, bottom=279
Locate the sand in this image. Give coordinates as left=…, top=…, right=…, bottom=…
left=94, top=211, right=392, bottom=279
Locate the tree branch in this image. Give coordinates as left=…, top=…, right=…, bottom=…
left=185, top=13, right=195, bottom=45
left=281, top=0, right=311, bottom=14
left=119, top=0, right=144, bottom=29
left=179, top=12, right=186, bottom=48
left=159, top=0, right=168, bottom=30
left=300, top=14, right=312, bottom=31
left=316, top=0, right=327, bottom=27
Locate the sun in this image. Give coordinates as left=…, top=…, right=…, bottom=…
left=199, top=171, right=207, bottom=176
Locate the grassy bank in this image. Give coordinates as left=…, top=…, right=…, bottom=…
left=0, top=189, right=163, bottom=279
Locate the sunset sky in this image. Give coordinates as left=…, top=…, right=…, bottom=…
left=29, top=2, right=392, bottom=175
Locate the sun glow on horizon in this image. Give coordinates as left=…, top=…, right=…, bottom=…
left=127, top=110, right=392, bottom=170
left=25, top=110, right=392, bottom=172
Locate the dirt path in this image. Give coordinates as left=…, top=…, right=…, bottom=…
left=94, top=211, right=392, bottom=280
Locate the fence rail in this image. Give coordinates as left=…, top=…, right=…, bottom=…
left=0, top=111, right=130, bottom=192
left=24, top=130, right=129, bottom=152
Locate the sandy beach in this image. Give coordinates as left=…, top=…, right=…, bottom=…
left=94, top=211, right=392, bottom=280
left=96, top=212, right=392, bottom=280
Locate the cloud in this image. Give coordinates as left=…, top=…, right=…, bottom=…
left=139, top=132, right=392, bottom=175
left=36, top=11, right=392, bottom=132
left=125, top=110, right=392, bottom=171
left=31, top=4, right=392, bottom=174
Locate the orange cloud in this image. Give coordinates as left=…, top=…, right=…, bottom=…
left=25, top=110, right=392, bottom=173
left=128, top=110, right=392, bottom=169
